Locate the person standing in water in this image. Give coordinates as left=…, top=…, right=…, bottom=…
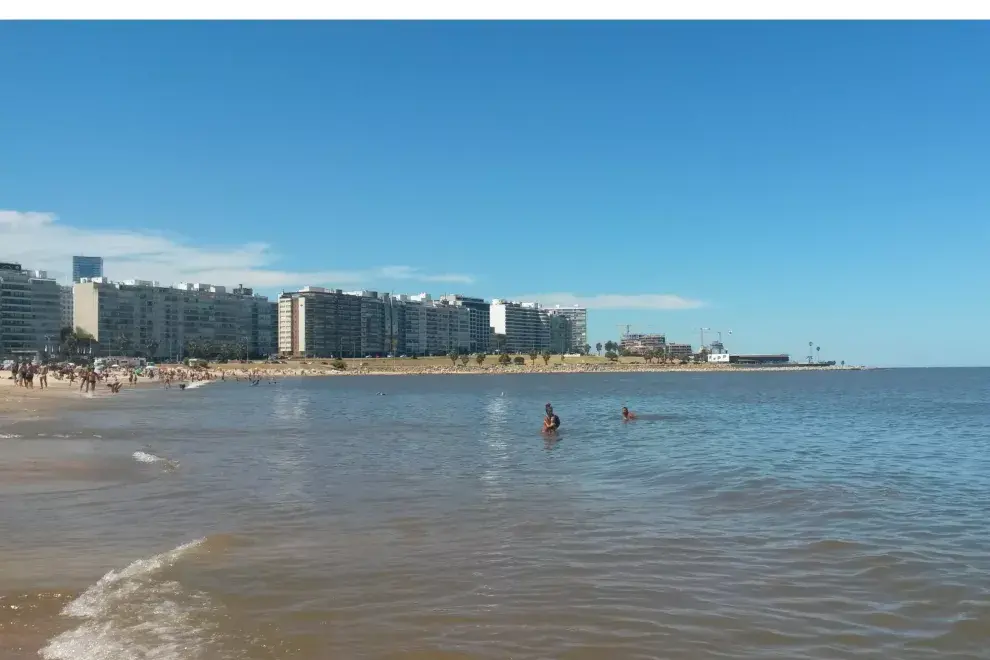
left=542, top=403, right=561, bottom=435
left=621, top=406, right=637, bottom=421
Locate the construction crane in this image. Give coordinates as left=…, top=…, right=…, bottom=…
left=616, top=324, right=631, bottom=339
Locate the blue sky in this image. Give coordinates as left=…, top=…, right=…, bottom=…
left=1, top=21, right=988, bottom=367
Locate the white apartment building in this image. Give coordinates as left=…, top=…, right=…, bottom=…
left=0, top=263, right=61, bottom=358
left=547, top=305, right=588, bottom=353
left=490, top=299, right=550, bottom=353
left=74, top=278, right=276, bottom=359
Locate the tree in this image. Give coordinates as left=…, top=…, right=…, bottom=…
left=498, top=353, right=512, bottom=366
left=331, top=357, right=346, bottom=370
left=584, top=343, right=591, bottom=355
left=542, top=350, right=551, bottom=365
left=513, top=356, right=526, bottom=365
left=841, top=360, right=845, bottom=366
left=493, top=334, right=508, bottom=353
left=459, top=354, right=470, bottom=366
left=644, top=352, right=653, bottom=364
left=448, top=350, right=459, bottom=365
left=475, top=353, right=486, bottom=366
left=604, top=350, right=618, bottom=361
left=595, top=342, right=602, bottom=355
left=528, top=351, right=538, bottom=365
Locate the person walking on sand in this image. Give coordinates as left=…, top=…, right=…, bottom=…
left=39, top=364, right=48, bottom=389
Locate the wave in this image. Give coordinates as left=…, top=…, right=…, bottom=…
left=133, top=450, right=179, bottom=470
left=183, top=381, right=212, bottom=390
left=40, top=538, right=212, bottom=660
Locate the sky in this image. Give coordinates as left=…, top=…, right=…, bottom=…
left=1, top=21, right=988, bottom=367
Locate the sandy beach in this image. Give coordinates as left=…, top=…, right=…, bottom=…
left=0, top=371, right=161, bottom=416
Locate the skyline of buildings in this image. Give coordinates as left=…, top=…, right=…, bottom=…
left=0, top=255, right=719, bottom=362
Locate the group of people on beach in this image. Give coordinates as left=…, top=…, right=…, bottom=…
left=8, top=361, right=49, bottom=389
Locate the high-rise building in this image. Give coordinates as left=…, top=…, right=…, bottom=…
left=344, top=291, right=388, bottom=356
left=489, top=299, right=550, bottom=353
left=0, top=263, right=61, bottom=358
left=74, top=278, right=276, bottom=359
left=440, top=294, right=490, bottom=353
left=277, top=287, right=363, bottom=357
left=547, top=305, right=588, bottom=353
left=386, top=293, right=470, bottom=356
left=59, top=285, right=74, bottom=330
left=72, top=256, right=103, bottom=283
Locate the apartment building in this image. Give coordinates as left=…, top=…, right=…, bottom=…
left=490, top=299, right=550, bottom=353
left=0, top=263, right=61, bottom=358
left=546, top=305, right=587, bottom=353
left=344, top=290, right=388, bottom=356
left=72, top=256, right=103, bottom=283
left=666, top=343, right=693, bottom=360
left=439, top=294, right=490, bottom=353
left=390, top=293, right=470, bottom=356
left=277, top=287, right=362, bottom=357
left=549, top=314, right=572, bottom=354
left=60, top=285, right=74, bottom=330
left=74, top=278, right=276, bottom=359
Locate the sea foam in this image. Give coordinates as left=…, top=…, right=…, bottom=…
left=40, top=539, right=213, bottom=660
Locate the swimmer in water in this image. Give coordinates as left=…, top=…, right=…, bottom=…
left=622, top=406, right=637, bottom=421
left=542, top=403, right=560, bottom=435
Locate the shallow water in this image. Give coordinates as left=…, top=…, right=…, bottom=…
left=2, top=369, right=990, bottom=659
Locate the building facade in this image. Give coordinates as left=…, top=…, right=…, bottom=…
left=389, top=293, right=471, bottom=356
left=666, top=343, right=693, bottom=360
left=60, top=285, right=74, bottom=330
left=277, top=287, right=363, bottom=357
left=490, top=300, right=550, bottom=353
left=74, top=278, right=276, bottom=359
left=0, top=263, right=61, bottom=358
left=547, top=305, right=587, bottom=353
left=72, top=256, right=104, bottom=283
left=440, top=294, right=490, bottom=353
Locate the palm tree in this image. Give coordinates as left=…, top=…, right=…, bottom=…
left=475, top=353, right=486, bottom=366
left=542, top=350, right=551, bottom=365
left=816, top=346, right=820, bottom=363
left=528, top=351, right=538, bottom=365
left=448, top=350, right=459, bottom=365
left=595, top=342, right=602, bottom=355
left=584, top=343, right=591, bottom=355
left=459, top=354, right=470, bottom=366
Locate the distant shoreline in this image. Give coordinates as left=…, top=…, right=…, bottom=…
left=216, top=361, right=867, bottom=378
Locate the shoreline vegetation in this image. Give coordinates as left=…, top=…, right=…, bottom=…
left=216, top=355, right=867, bottom=377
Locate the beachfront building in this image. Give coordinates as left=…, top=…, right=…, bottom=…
left=666, top=343, right=693, bottom=360
left=620, top=332, right=666, bottom=356
left=344, top=290, right=389, bottom=356
left=59, top=285, right=74, bottom=330
left=74, top=278, right=276, bottom=359
left=0, top=263, right=61, bottom=359
left=546, top=305, right=587, bottom=353
left=277, top=287, right=363, bottom=357
left=490, top=299, right=551, bottom=354
left=388, top=293, right=471, bottom=356
left=72, top=255, right=103, bottom=283
left=439, top=294, right=490, bottom=353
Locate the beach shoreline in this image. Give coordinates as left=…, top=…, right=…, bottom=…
left=215, top=359, right=867, bottom=378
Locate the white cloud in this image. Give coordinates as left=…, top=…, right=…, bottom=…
left=511, top=292, right=705, bottom=310
left=0, top=210, right=473, bottom=288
